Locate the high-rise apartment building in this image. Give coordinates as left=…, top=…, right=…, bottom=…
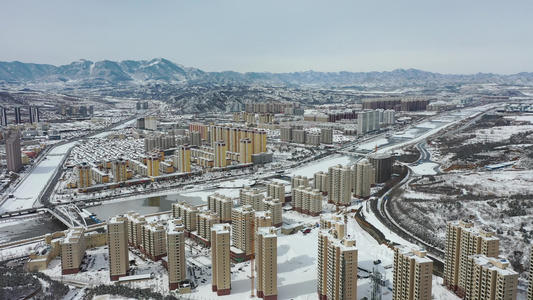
left=172, top=202, right=198, bottom=232
left=383, top=109, right=396, bottom=125
left=267, top=182, right=285, bottom=203
left=207, top=193, right=233, bottom=222
left=357, top=110, right=381, bottom=135
left=320, top=128, right=333, bottom=144
left=393, top=245, right=433, bottom=300
left=291, top=175, right=310, bottom=189
left=240, top=187, right=265, bottom=211
left=329, top=164, right=353, bottom=206
left=317, top=216, right=357, bottom=300
left=292, top=186, right=322, bottom=216
left=465, top=255, right=518, bottom=300
left=76, top=162, right=92, bottom=188
left=60, top=227, right=86, bottom=275
left=29, top=106, right=40, bottom=124
left=526, top=244, right=533, bottom=300
left=0, top=107, right=7, bottom=126
left=125, top=211, right=146, bottom=248
left=263, top=197, right=283, bottom=227
left=146, top=155, right=160, bottom=177
left=14, top=107, right=22, bottom=124
left=232, top=205, right=255, bottom=260
left=314, top=171, right=330, bottom=194
left=5, top=130, right=22, bottom=172
left=196, top=211, right=220, bottom=244
left=214, top=140, right=227, bottom=168
left=367, top=152, right=394, bottom=184
left=167, top=218, right=186, bottom=290
left=144, top=116, right=158, bottom=131
left=239, top=138, right=253, bottom=163
left=177, top=144, right=191, bottom=173
left=189, top=131, right=202, bottom=147
left=354, top=159, right=375, bottom=199
left=112, top=158, right=128, bottom=182
left=444, top=220, right=500, bottom=297
left=280, top=127, right=292, bottom=142
left=211, top=223, right=231, bottom=296
left=141, top=221, right=167, bottom=261
left=256, top=227, right=278, bottom=300
left=108, top=215, right=129, bottom=281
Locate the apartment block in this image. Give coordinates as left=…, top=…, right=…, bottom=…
left=527, top=244, right=533, bottom=300
left=60, top=227, right=86, bottom=275
left=255, top=211, right=273, bottom=228
left=256, top=227, right=278, bottom=300
left=314, top=171, right=330, bottom=194
left=108, top=215, right=129, bottom=281
left=239, top=138, right=253, bottom=163
left=357, top=110, right=380, bottom=135
left=291, top=175, right=310, bottom=189
left=240, top=187, right=265, bottom=211
left=112, top=158, right=128, bottom=182
left=444, top=220, right=500, bottom=297
left=280, top=127, right=292, bottom=142
left=146, top=154, right=160, bottom=177
left=76, top=162, right=92, bottom=188
left=211, top=223, right=231, bottom=296
left=292, top=186, right=322, bottom=216
left=207, top=192, right=233, bottom=222
left=176, top=144, right=191, bottom=173
left=393, top=245, right=433, bottom=300
left=263, top=197, right=283, bottom=227
left=465, top=255, right=518, bottom=300
left=5, top=130, right=22, bottom=172
left=383, top=109, right=396, bottom=125
left=166, top=219, right=186, bottom=291
left=354, top=159, right=375, bottom=199
left=125, top=211, right=146, bottom=247
left=141, top=221, right=167, bottom=261
left=317, top=216, right=357, bottom=300
left=320, top=128, right=333, bottom=144
left=367, top=152, right=394, bottom=184
left=214, top=140, right=227, bottom=168
left=195, top=211, right=220, bottom=245
left=172, top=202, right=198, bottom=233
left=328, top=164, right=353, bottom=206
left=231, top=205, right=255, bottom=261
left=267, top=182, right=286, bottom=204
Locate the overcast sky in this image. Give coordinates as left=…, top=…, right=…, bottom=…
left=2, top=1, right=532, bottom=74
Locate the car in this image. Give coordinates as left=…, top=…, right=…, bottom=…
left=301, top=228, right=311, bottom=234
left=373, top=259, right=381, bottom=265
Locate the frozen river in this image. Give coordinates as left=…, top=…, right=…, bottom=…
left=0, top=141, right=77, bottom=214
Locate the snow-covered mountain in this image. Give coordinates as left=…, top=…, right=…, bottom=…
left=1, top=58, right=533, bottom=87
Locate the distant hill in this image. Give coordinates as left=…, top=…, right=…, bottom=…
left=1, top=58, right=533, bottom=87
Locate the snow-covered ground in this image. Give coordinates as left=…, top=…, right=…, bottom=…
left=356, top=138, right=389, bottom=151
left=410, top=162, right=440, bottom=176
left=441, top=170, right=533, bottom=196
left=467, top=125, right=533, bottom=143
left=216, top=179, right=255, bottom=188
left=0, top=141, right=77, bottom=213
left=289, top=155, right=356, bottom=177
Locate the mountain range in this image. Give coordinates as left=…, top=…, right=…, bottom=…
left=1, top=58, right=533, bottom=87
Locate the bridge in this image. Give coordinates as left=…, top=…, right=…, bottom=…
left=42, top=205, right=89, bottom=229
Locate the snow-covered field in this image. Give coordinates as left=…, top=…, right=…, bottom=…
left=467, top=125, right=533, bottom=143
left=441, top=170, right=533, bottom=196
left=410, top=162, right=441, bottom=176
